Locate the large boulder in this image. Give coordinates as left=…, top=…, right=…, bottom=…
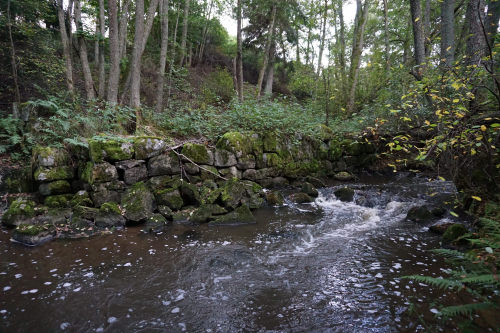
left=33, top=146, right=71, bottom=168
left=121, top=182, right=155, bottom=223
left=237, top=155, right=256, bottom=170
left=115, top=160, right=147, bottom=185
left=89, top=137, right=134, bottom=162
left=81, top=162, right=118, bottom=185
left=266, top=191, right=284, bottom=206
left=155, top=188, right=184, bottom=210
left=288, top=192, right=314, bottom=203
left=334, top=187, right=355, bottom=202
left=1, top=198, right=36, bottom=227
left=214, top=149, right=237, bottom=167
left=209, top=205, right=256, bottom=226
left=95, top=202, right=126, bottom=228
left=90, top=180, right=127, bottom=207
left=216, top=132, right=254, bottom=158
left=406, top=206, right=433, bottom=223
left=190, top=204, right=227, bottom=223
left=334, top=171, right=354, bottom=181
left=181, top=143, right=214, bottom=165
left=134, top=136, right=171, bottom=160
left=147, top=151, right=180, bottom=176
left=442, top=224, right=467, bottom=243
left=44, top=194, right=73, bottom=208
left=142, top=214, right=169, bottom=233
left=301, top=182, right=319, bottom=197
left=34, top=166, right=74, bottom=182
left=179, top=182, right=201, bottom=205
left=219, top=179, right=264, bottom=210
left=12, top=224, right=56, bottom=246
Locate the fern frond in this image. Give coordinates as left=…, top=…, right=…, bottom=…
left=439, top=302, right=494, bottom=318
left=461, top=274, right=500, bottom=285
left=401, top=275, right=463, bottom=290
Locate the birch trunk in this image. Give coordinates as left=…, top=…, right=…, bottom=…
left=107, top=0, right=120, bottom=104
left=316, top=0, right=328, bottom=75
left=156, top=0, right=170, bottom=112
left=179, top=0, right=191, bottom=66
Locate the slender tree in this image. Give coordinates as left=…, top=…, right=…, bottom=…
left=107, top=0, right=120, bottom=104
left=156, top=0, right=170, bottom=112
left=440, top=0, right=455, bottom=66
left=179, top=0, right=191, bottom=66
left=236, top=0, right=244, bottom=102
left=256, top=2, right=277, bottom=99
left=6, top=0, right=20, bottom=106
left=316, top=0, right=328, bottom=75
left=56, top=0, right=74, bottom=96
left=409, top=0, right=426, bottom=79
left=74, top=0, right=96, bottom=100
left=98, top=0, right=106, bottom=98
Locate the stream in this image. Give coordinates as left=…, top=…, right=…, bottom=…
left=0, top=175, right=467, bottom=332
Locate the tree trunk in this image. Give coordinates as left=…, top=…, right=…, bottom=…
left=198, top=0, right=214, bottom=65
left=424, top=0, right=431, bottom=57
left=346, top=0, right=369, bottom=115
left=167, top=4, right=181, bottom=107
left=264, top=44, right=276, bottom=95
left=485, top=0, right=500, bottom=52
left=383, top=0, right=390, bottom=71
left=118, top=0, right=130, bottom=59
left=98, top=0, right=106, bottom=99
left=179, top=0, right=191, bottom=66
left=129, top=0, right=145, bottom=109
left=338, top=0, right=346, bottom=95
left=107, top=0, right=120, bottom=104
left=305, top=25, right=311, bottom=66
left=94, top=22, right=99, bottom=64
left=256, top=3, right=277, bottom=99
left=74, top=0, right=96, bottom=100
left=465, top=0, right=486, bottom=66
left=68, top=0, right=74, bottom=52
left=440, top=0, right=455, bottom=67
left=7, top=0, right=21, bottom=105
left=155, top=0, right=170, bottom=112
left=57, top=0, right=74, bottom=95
left=317, top=0, right=328, bottom=75
left=409, top=0, right=426, bottom=79
left=236, top=0, right=244, bottom=102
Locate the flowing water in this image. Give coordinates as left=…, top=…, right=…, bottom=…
left=0, top=175, right=469, bottom=332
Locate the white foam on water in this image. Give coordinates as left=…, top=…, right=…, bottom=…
left=213, top=275, right=232, bottom=284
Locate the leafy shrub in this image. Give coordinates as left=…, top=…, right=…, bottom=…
left=201, top=68, right=235, bottom=105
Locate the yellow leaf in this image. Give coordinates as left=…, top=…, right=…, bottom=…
left=481, top=125, right=487, bottom=131
left=471, top=196, right=482, bottom=201
left=415, top=17, right=420, bottom=22
left=453, top=99, right=459, bottom=103
left=438, top=176, right=446, bottom=181
left=446, top=46, right=452, bottom=51
left=425, top=120, right=431, bottom=125
left=451, top=82, right=461, bottom=90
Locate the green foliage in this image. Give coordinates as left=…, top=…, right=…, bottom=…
left=201, top=68, right=235, bottom=105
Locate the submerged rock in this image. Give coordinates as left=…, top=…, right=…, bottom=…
left=406, top=206, right=433, bottom=223
left=12, top=224, right=56, bottom=246
left=266, top=191, right=285, bottom=206
left=190, top=204, right=227, bottom=223
left=95, top=202, right=126, bottom=228
left=209, top=205, right=256, bottom=226
left=289, top=192, right=314, bottom=204
left=334, top=187, right=355, bottom=202
left=142, top=214, right=169, bottom=233
left=301, top=182, right=319, bottom=198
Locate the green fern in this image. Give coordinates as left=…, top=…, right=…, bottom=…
left=460, top=274, right=500, bottom=285
left=439, top=302, right=495, bottom=318
left=401, top=275, right=463, bottom=290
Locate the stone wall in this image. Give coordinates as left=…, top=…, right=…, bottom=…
left=1, top=130, right=377, bottom=245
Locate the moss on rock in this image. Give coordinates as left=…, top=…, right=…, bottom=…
left=334, top=187, right=355, bottom=202
left=33, top=146, right=71, bottom=168
left=34, top=166, right=74, bottom=182
left=44, top=194, right=73, bottom=208
left=70, top=190, right=93, bottom=207
left=134, top=136, right=171, bottom=160
left=182, top=143, right=213, bottom=164
left=216, top=132, right=254, bottom=157
left=39, top=180, right=71, bottom=196
left=266, top=191, right=284, bottom=206
left=209, top=204, right=256, bottom=226
left=89, top=137, right=134, bottom=162
left=121, top=182, right=155, bottom=222
left=1, top=198, right=36, bottom=227
left=81, top=162, right=118, bottom=185
left=289, top=192, right=314, bottom=203
left=155, top=188, right=184, bottom=210
left=442, top=224, right=467, bottom=243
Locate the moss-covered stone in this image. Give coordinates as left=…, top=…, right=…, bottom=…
left=147, top=151, right=181, bottom=176
left=33, top=146, right=71, bottom=168
left=134, top=136, right=171, bottom=160
left=344, top=140, right=376, bottom=156
left=200, top=165, right=220, bottom=181
left=442, top=223, right=467, bottom=243
left=182, top=143, right=214, bottom=164
left=190, top=204, right=227, bottom=223
left=142, top=214, right=169, bottom=233
left=282, top=160, right=321, bottom=179
left=172, top=207, right=197, bottom=224
left=121, top=182, right=155, bottom=222
left=44, top=194, right=73, bottom=208
left=12, top=224, right=56, bottom=246
left=100, top=202, right=122, bottom=215
left=334, top=187, right=355, bottom=202
left=89, top=137, right=134, bottom=162
left=179, top=182, right=201, bottom=205
left=95, top=202, right=126, bottom=228
left=34, top=166, right=74, bottom=182
left=262, top=132, right=279, bottom=153
left=334, top=171, right=354, bottom=181
left=39, top=180, right=71, bottom=196
left=209, top=204, right=256, bottom=226
left=73, top=205, right=99, bottom=221
left=328, top=141, right=343, bottom=161
left=289, top=192, right=314, bottom=203
left=263, top=153, right=284, bottom=168
left=318, top=124, right=336, bottom=141
left=70, top=190, right=93, bottom=207
left=219, top=167, right=241, bottom=179
left=1, top=198, right=36, bottom=227
left=81, top=162, right=118, bottom=185
left=216, top=132, right=253, bottom=157
left=155, top=188, right=184, bottom=210
left=237, top=155, right=256, bottom=169
left=266, top=191, right=284, bottom=206
left=406, top=206, right=433, bottom=223
left=214, top=149, right=237, bottom=167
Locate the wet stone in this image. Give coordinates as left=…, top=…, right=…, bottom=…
left=334, top=187, right=355, bottom=202
left=123, top=165, right=148, bottom=185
